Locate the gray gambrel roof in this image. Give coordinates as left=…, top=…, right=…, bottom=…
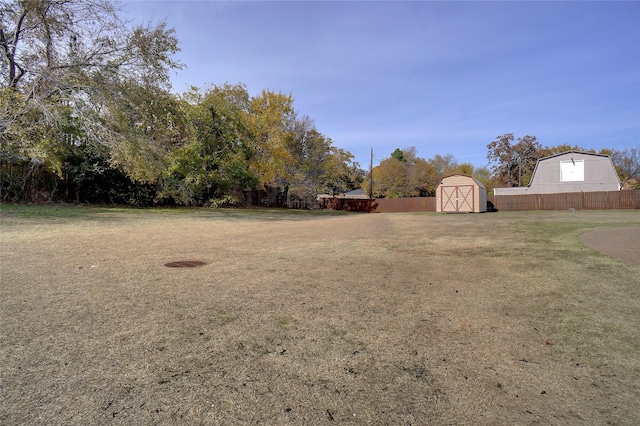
left=537, top=150, right=610, bottom=162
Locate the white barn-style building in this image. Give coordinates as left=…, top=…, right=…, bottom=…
left=494, top=151, right=621, bottom=195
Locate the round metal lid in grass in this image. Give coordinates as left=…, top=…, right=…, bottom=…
left=164, top=260, right=206, bottom=268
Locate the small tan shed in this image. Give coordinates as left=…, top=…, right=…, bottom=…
left=436, top=174, right=487, bottom=213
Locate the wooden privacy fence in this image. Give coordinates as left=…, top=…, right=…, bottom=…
left=373, top=197, right=436, bottom=213
left=320, top=190, right=639, bottom=212
left=488, top=190, right=640, bottom=211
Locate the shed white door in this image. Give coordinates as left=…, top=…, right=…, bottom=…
left=441, top=185, right=474, bottom=212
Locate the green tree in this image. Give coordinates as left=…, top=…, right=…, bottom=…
left=286, top=118, right=330, bottom=201
left=1, top=0, right=182, bottom=200
left=391, top=148, right=406, bottom=163
left=160, top=84, right=257, bottom=206
left=323, top=146, right=363, bottom=193
left=284, top=115, right=363, bottom=205
left=109, top=83, right=188, bottom=184
left=248, top=90, right=297, bottom=193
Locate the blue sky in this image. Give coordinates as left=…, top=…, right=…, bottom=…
left=123, top=1, right=640, bottom=169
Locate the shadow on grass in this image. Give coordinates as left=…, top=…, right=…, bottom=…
left=0, top=203, right=352, bottom=223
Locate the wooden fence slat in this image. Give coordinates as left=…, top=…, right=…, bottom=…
left=488, top=190, right=639, bottom=211
left=319, top=190, right=639, bottom=212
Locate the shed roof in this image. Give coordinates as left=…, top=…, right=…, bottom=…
left=439, top=174, right=486, bottom=188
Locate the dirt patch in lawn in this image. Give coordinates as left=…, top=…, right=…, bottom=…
left=579, top=226, right=640, bottom=265
left=164, top=260, right=207, bottom=268
left=1, top=208, right=639, bottom=425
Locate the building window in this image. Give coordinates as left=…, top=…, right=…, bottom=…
left=560, top=159, right=584, bottom=182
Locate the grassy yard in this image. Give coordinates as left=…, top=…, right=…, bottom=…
left=1, top=206, right=639, bottom=425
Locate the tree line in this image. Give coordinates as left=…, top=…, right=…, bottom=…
left=1, top=0, right=362, bottom=206
left=2, top=1, right=637, bottom=206
left=362, top=148, right=492, bottom=198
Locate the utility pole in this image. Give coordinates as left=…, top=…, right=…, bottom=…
left=518, top=156, right=522, bottom=187
left=368, top=147, right=373, bottom=199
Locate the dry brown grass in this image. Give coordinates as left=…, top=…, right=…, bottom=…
left=1, top=207, right=639, bottom=425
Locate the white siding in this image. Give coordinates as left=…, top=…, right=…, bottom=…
left=495, top=152, right=620, bottom=195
